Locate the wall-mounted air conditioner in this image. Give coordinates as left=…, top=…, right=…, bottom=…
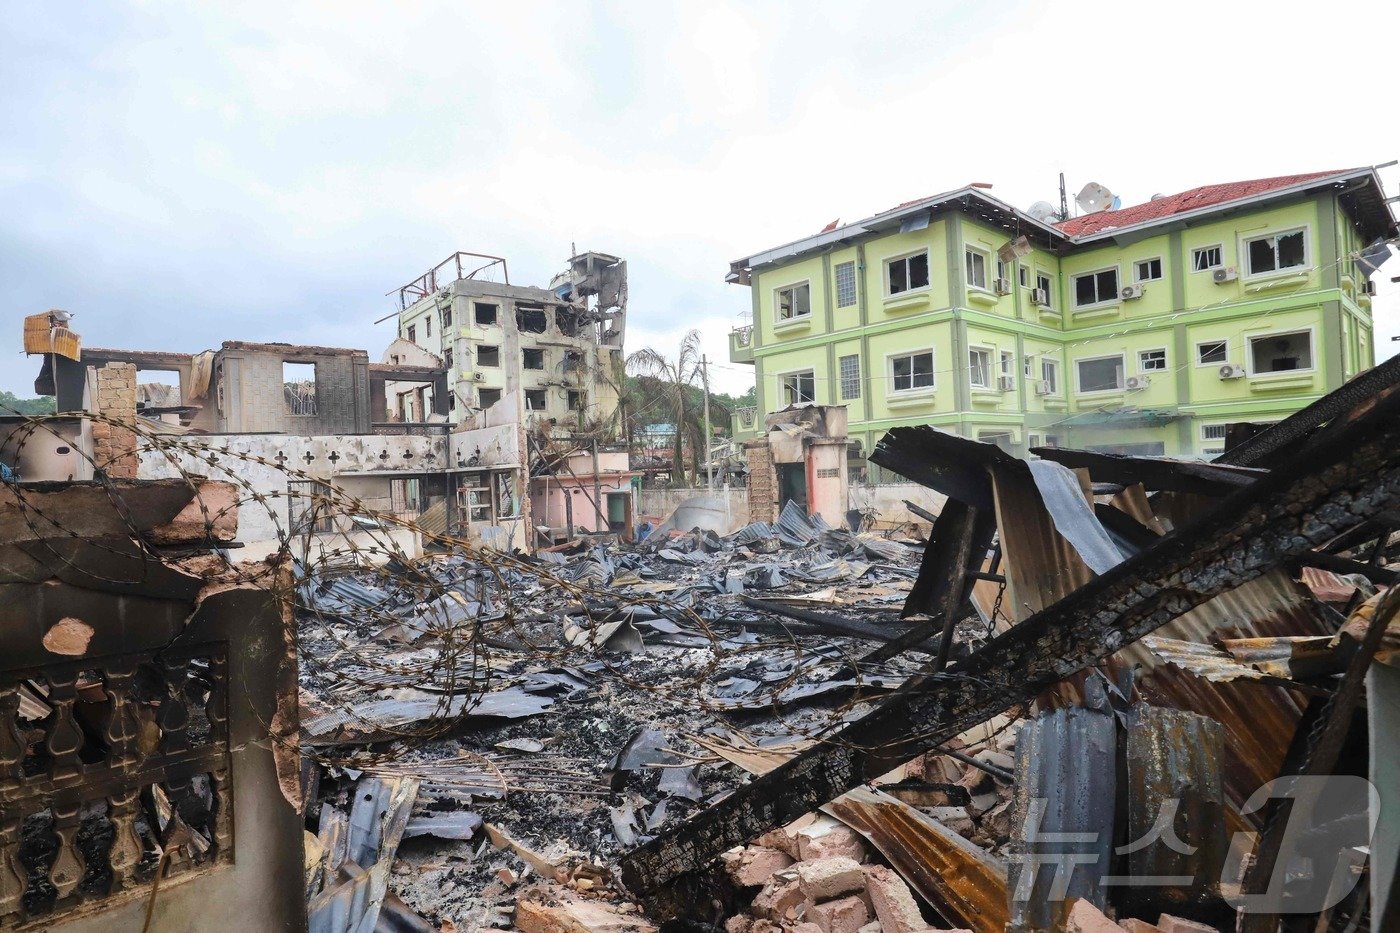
left=1032, top=288, right=1049, bottom=306
left=1120, top=284, right=1144, bottom=300
left=1212, top=267, right=1238, bottom=284
left=1034, top=380, right=1053, bottom=396
left=993, top=277, right=1012, bottom=296
left=1125, top=375, right=1150, bottom=390
left=1219, top=363, right=1247, bottom=379
left=997, top=375, right=1015, bottom=391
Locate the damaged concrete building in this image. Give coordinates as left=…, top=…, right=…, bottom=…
left=389, top=250, right=627, bottom=435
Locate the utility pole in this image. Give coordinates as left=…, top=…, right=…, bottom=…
left=700, top=355, right=714, bottom=491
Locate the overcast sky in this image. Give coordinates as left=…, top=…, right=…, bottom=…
left=4, top=1, right=1400, bottom=398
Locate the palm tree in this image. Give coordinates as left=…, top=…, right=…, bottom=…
left=626, top=330, right=707, bottom=485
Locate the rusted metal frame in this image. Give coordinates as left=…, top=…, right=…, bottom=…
left=619, top=398, right=1400, bottom=908
left=1238, top=585, right=1400, bottom=933
left=1218, top=351, right=1400, bottom=467
left=866, top=500, right=993, bottom=668
left=1290, top=550, right=1400, bottom=586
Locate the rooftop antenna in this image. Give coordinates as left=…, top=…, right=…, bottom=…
left=1059, top=172, right=1068, bottom=221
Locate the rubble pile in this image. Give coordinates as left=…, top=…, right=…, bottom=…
left=297, top=356, right=1400, bottom=932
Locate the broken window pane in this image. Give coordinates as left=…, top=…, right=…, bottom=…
left=1277, top=231, right=1304, bottom=268
left=777, top=284, right=811, bottom=320
left=523, top=348, right=545, bottom=370
left=474, top=303, right=498, bottom=326
left=908, top=252, right=929, bottom=289
left=1248, top=237, right=1275, bottom=274
left=1077, top=356, right=1123, bottom=392
left=887, top=252, right=929, bottom=295
left=478, top=388, right=502, bottom=408
left=1193, top=246, right=1222, bottom=272
left=478, top=346, right=500, bottom=367
left=891, top=351, right=934, bottom=392
left=524, top=389, right=547, bottom=411
left=1249, top=330, right=1313, bottom=373
left=516, top=306, right=548, bottom=333
left=1075, top=274, right=1097, bottom=306
left=782, top=371, right=815, bottom=404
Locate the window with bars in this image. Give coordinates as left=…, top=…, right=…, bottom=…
left=834, top=261, right=857, bottom=308
left=1201, top=422, right=1228, bottom=455
left=839, top=354, right=861, bottom=400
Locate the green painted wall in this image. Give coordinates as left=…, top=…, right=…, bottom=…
left=730, top=193, right=1372, bottom=458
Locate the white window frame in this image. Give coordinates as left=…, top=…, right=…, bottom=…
left=1041, top=357, right=1061, bottom=395
left=1245, top=326, right=1316, bottom=377
left=1000, top=350, right=1014, bottom=378
left=1074, top=353, right=1126, bottom=395
left=1200, top=422, right=1228, bottom=455
left=774, top=280, right=812, bottom=324
left=1138, top=348, right=1168, bottom=372
left=1195, top=339, right=1229, bottom=367
left=886, top=348, right=937, bottom=395
left=1036, top=271, right=1054, bottom=308
left=1023, top=354, right=1034, bottom=378
left=1191, top=244, right=1224, bottom=273
left=777, top=368, right=817, bottom=405
left=968, top=346, right=993, bottom=389
left=1071, top=266, right=1121, bottom=310
left=1134, top=257, right=1163, bottom=283
left=965, top=247, right=990, bottom=291
left=1241, top=226, right=1310, bottom=280
left=1018, top=265, right=1031, bottom=288
left=885, top=249, right=931, bottom=297
left=834, top=261, right=857, bottom=308
left=838, top=353, right=861, bottom=400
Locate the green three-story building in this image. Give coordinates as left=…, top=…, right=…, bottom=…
left=725, top=167, right=1395, bottom=470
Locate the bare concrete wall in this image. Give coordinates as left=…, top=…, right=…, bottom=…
left=218, top=347, right=370, bottom=434
left=848, top=482, right=947, bottom=530
left=639, top=487, right=749, bottom=529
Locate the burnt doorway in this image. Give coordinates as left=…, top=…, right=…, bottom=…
left=777, top=463, right=807, bottom=514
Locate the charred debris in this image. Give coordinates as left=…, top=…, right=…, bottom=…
left=6, top=351, right=1400, bottom=932
left=292, top=354, right=1400, bottom=932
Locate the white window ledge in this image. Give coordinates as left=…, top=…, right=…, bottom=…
left=1244, top=270, right=1310, bottom=294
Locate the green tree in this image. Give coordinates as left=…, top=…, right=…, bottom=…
left=0, top=391, right=56, bottom=416
left=626, top=331, right=709, bottom=484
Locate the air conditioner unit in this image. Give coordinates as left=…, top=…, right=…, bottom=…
left=1362, top=280, right=1377, bottom=296
left=472, top=372, right=485, bottom=381
left=1219, top=363, right=1247, bottom=380
left=1034, top=380, right=1053, bottom=396
left=1032, top=288, right=1049, bottom=306
left=1212, top=267, right=1238, bottom=284
left=997, top=375, right=1015, bottom=391
left=1125, top=375, right=1150, bottom=390
left=1120, top=284, right=1144, bottom=300
left=993, top=277, right=1012, bottom=296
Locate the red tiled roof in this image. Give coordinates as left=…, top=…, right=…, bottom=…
left=1055, top=170, right=1355, bottom=237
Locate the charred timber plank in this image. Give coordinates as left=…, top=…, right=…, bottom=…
left=619, top=397, right=1400, bottom=909
left=866, top=500, right=992, bottom=667
left=1031, top=446, right=1267, bottom=496
left=1290, top=550, right=1400, bottom=586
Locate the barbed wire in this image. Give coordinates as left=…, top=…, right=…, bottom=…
left=0, top=408, right=1004, bottom=790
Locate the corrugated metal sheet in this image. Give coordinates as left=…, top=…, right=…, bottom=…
left=991, top=463, right=1096, bottom=622
left=825, top=787, right=1009, bottom=933
left=1121, top=705, right=1227, bottom=921
left=1008, top=704, right=1117, bottom=932
left=23, top=311, right=80, bottom=360
left=1140, top=635, right=1271, bottom=683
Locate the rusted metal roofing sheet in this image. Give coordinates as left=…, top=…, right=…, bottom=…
left=825, top=786, right=1009, bottom=933
left=1140, top=635, right=1272, bottom=683
left=1121, top=705, right=1228, bottom=922
left=1008, top=704, right=1117, bottom=932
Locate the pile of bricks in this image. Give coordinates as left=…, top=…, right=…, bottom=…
left=719, top=815, right=950, bottom=933
left=91, top=362, right=138, bottom=479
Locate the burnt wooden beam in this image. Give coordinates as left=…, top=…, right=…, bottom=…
left=864, top=500, right=994, bottom=667
left=1290, top=550, right=1400, bottom=586
left=1030, top=446, right=1267, bottom=496
left=619, top=393, right=1400, bottom=913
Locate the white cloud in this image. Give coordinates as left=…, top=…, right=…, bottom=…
left=3, top=0, right=1399, bottom=399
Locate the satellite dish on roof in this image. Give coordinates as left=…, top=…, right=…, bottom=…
left=1076, top=181, right=1116, bottom=214
left=1027, top=201, right=1058, bottom=223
